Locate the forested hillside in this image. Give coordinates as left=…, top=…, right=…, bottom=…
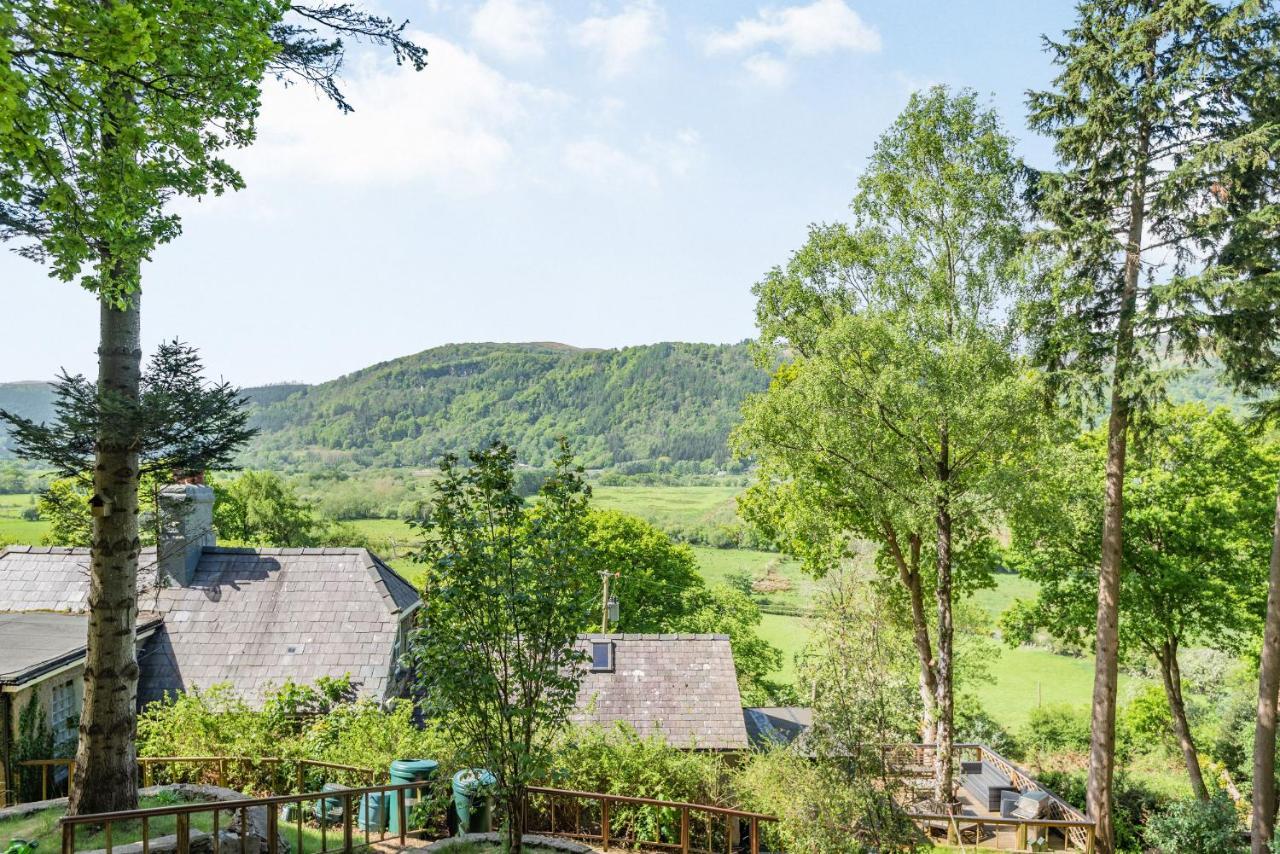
left=1, top=344, right=1254, bottom=474
left=240, top=341, right=766, bottom=471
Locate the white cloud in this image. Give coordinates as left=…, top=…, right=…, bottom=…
left=741, top=53, right=790, bottom=87
left=561, top=127, right=701, bottom=189
left=707, top=0, right=880, bottom=57
left=241, top=35, right=563, bottom=194
left=572, top=1, right=665, bottom=78
left=470, top=0, right=552, bottom=62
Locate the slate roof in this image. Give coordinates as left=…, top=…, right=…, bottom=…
left=0, top=611, right=163, bottom=686
left=571, top=634, right=748, bottom=750
left=743, top=706, right=813, bottom=750
left=0, top=546, right=420, bottom=704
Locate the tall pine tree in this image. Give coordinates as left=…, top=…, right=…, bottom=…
left=1024, top=2, right=1280, bottom=849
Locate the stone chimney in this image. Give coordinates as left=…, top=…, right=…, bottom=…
left=158, top=482, right=215, bottom=587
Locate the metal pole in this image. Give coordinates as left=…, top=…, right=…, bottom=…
left=600, top=571, right=611, bottom=633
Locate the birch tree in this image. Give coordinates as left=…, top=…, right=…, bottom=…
left=735, top=86, right=1046, bottom=806
left=0, top=1, right=424, bottom=814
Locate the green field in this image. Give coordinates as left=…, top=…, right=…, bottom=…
left=0, top=491, right=47, bottom=544
left=590, top=485, right=740, bottom=530
left=0, top=482, right=1126, bottom=732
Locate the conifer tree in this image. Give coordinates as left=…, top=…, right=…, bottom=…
left=1024, top=3, right=1280, bottom=848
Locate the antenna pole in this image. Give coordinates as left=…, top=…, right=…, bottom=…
left=600, top=570, right=611, bottom=633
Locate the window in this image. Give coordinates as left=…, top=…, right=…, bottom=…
left=49, top=679, right=78, bottom=747
left=590, top=641, right=614, bottom=673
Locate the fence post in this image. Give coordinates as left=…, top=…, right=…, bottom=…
left=749, top=817, right=759, bottom=854
left=601, top=798, right=610, bottom=851
left=1015, top=821, right=1027, bottom=849
left=680, top=806, right=689, bottom=854
left=343, top=794, right=354, bottom=854
left=296, top=761, right=305, bottom=795
left=42, top=764, right=49, bottom=801
left=217, top=758, right=226, bottom=788
left=267, top=802, right=279, bottom=854
left=1085, top=824, right=1096, bottom=854
left=176, top=815, right=188, bottom=854
left=62, top=818, right=72, bottom=854
left=397, top=787, right=407, bottom=845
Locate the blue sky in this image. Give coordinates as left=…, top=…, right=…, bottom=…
left=1, top=0, right=1075, bottom=386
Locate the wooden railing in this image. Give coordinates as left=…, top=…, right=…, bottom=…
left=57, top=779, right=432, bottom=854
left=526, top=786, right=775, bottom=854
left=4, top=757, right=378, bottom=807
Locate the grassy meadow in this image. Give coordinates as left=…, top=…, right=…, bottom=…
left=0, top=483, right=1122, bottom=734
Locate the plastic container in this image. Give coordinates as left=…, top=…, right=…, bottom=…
left=450, top=769, right=496, bottom=835
left=388, top=759, right=439, bottom=834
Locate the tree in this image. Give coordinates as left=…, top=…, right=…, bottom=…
left=0, top=3, right=425, bottom=815
left=212, top=470, right=320, bottom=547
left=1003, top=404, right=1277, bottom=800
left=38, top=477, right=94, bottom=547
left=408, top=441, right=595, bottom=853
left=1023, top=4, right=1280, bottom=846
left=734, top=86, right=1044, bottom=805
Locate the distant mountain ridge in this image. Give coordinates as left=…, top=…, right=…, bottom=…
left=241, top=341, right=766, bottom=471
left=0, top=342, right=1254, bottom=472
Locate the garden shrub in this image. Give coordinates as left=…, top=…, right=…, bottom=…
left=1033, top=768, right=1168, bottom=853
left=734, top=748, right=924, bottom=853
left=550, top=725, right=731, bottom=844
left=137, top=678, right=459, bottom=797
left=1022, top=703, right=1090, bottom=755
left=954, top=698, right=1021, bottom=759
left=1145, top=793, right=1244, bottom=853
left=13, top=695, right=56, bottom=802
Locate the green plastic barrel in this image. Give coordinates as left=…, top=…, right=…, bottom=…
left=451, top=769, right=496, bottom=835
left=388, top=759, right=439, bottom=834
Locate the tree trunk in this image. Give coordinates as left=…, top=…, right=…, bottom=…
left=1252, top=473, right=1280, bottom=853
left=886, top=525, right=938, bottom=742
left=933, top=432, right=954, bottom=808
left=1087, top=115, right=1148, bottom=854
left=506, top=786, right=525, bottom=854
left=1157, top=640, right=1208, bottom=801
left=68, top=294, right=143, bottom=816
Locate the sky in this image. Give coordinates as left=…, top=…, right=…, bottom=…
left=0, top=0, right=1077, bottom=386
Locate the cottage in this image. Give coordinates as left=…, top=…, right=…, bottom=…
left=571, top=634, right=751, bottom=750
left=0, top=482, right=421, bottom=793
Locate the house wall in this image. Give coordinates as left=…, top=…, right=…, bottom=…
left=1, top=662, right=83, bottom=805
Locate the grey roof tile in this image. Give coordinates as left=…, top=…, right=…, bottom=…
left=570, top=634, right=748, bottom=750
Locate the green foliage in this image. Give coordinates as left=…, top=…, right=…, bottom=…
left=1022, top=704, right=1091, bottom=756
left=551, top=725, right=731, bottom=842
left=734, top=748, right=925, bottom=853
left=136, top=677, right=452, bottom=795
left=408, top=441, right=595, bottom=850
left=13, top=695, right=56, bottom=803
left=240, top=342, right=766, bottom=473
left=582, top=510, right=788, bottom=703
left=212, top=470, right=319, bottom=546
left=954, top=698, right=1020, bottom=760
left=37, top=479, right=93, bottom=547
left=1008, top=405, right=1276, bottom=659
left=1144, top=794, right=1245, bottom=854
left=1033, top=768, right=1168, bottom=854
left=1121, top=684, right=1178, bottom=755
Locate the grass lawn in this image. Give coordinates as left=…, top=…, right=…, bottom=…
left=0, top=794, right=404, bottom=854
left=589, top=485, right=740, bottom=530
left=757, top=613, right=811, bottom=685
left=0, top=492, right=47, bottom=545
left=969, top=644, right=1149, bottom=732
left=689, top=546, right=815, bottom=615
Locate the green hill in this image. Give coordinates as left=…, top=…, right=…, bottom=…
left=2, top=342, right=1258, bottom=474
left=240, top=341, right=766, bottom=471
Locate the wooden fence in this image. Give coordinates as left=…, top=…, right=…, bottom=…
left=526, top=786, right=775, bottom=854
left=3, top=757, right=378, bottom=807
